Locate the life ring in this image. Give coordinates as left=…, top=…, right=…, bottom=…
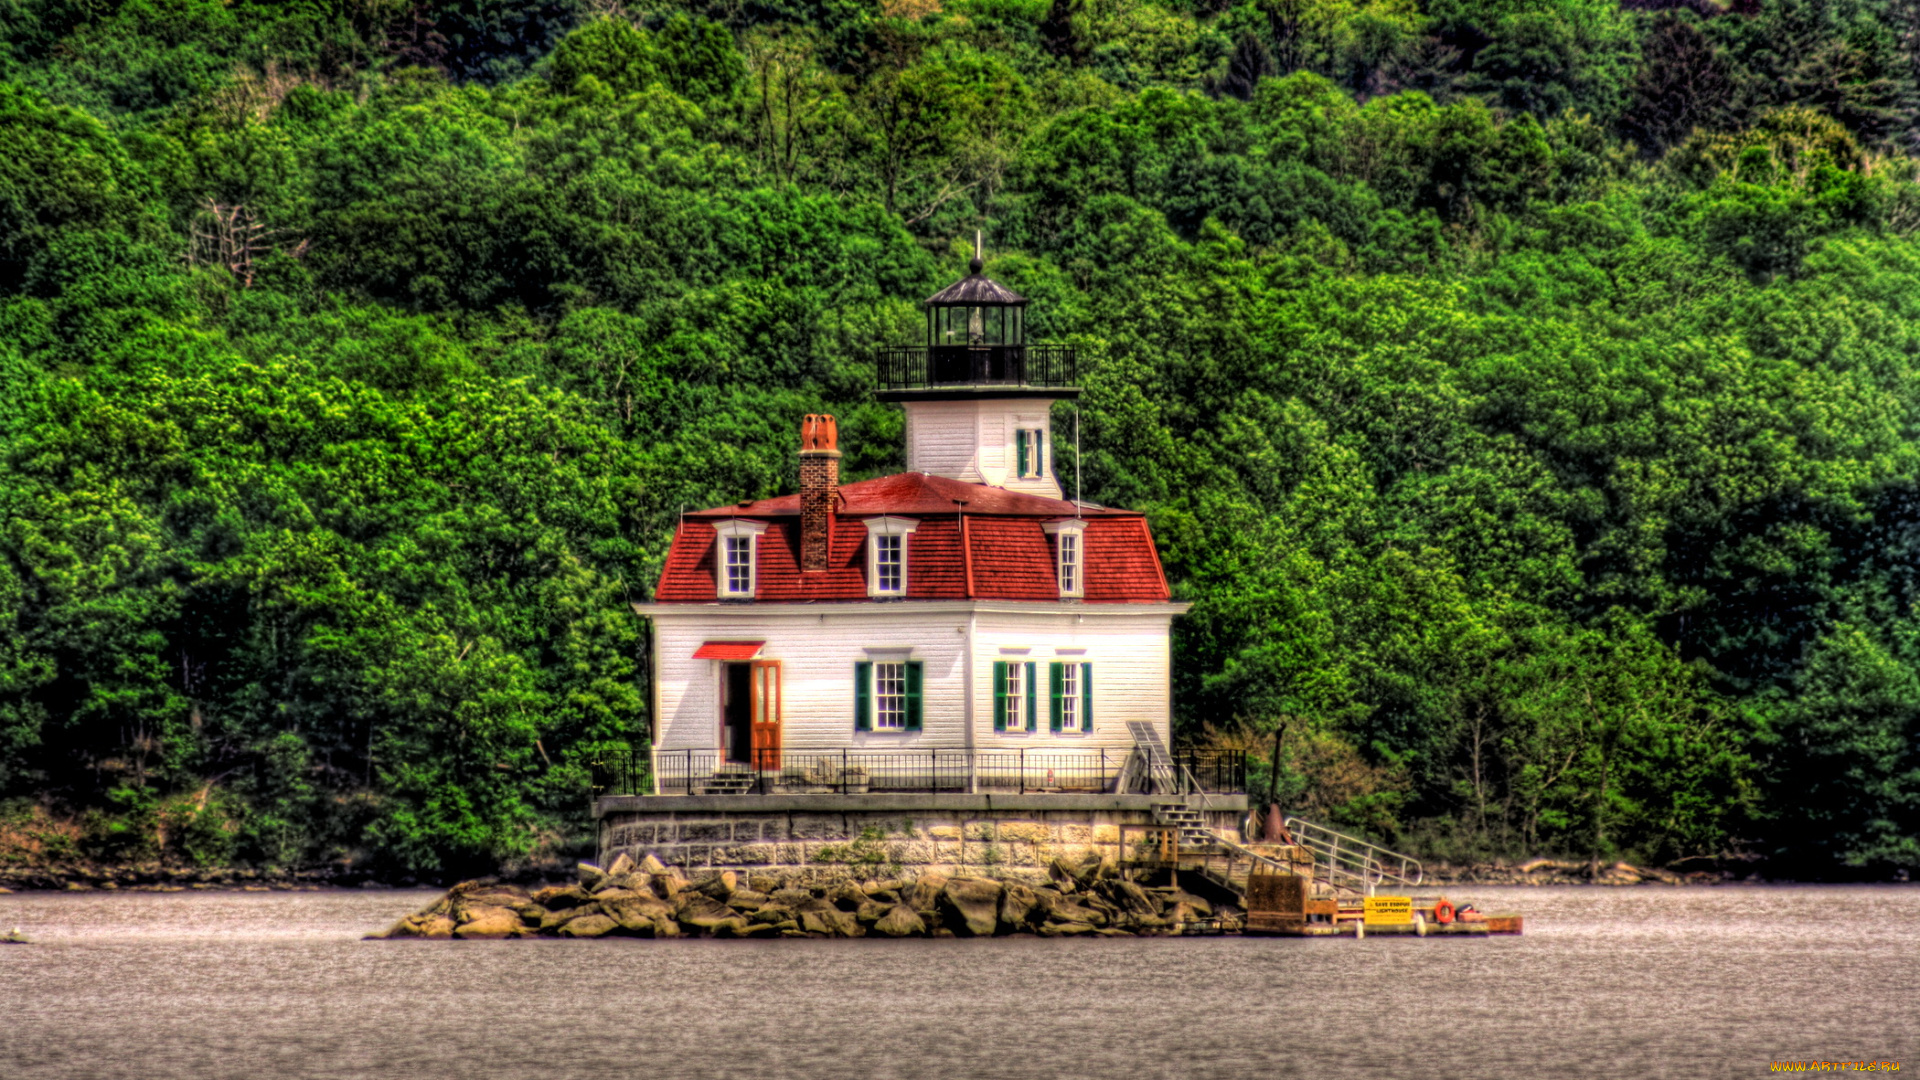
left=1433, top=899, right=1455, bottom=925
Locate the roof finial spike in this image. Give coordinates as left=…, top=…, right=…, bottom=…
left=969, top=229, right=984, bottom=275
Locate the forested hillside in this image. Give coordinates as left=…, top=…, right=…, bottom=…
left=2, top=0, right=1917, bottom=880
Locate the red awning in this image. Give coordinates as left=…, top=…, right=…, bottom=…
left=692, top=641, right=765, bottom=660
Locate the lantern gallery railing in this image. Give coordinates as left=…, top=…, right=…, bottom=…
left=592, top=748, right=1246, bottom=798
left=876, top=344, right=1076, bottom=391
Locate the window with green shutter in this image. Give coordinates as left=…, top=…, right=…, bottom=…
left=854, top=661, right=872, bottom=731
left=1049, top=662, right=1064, bottom=732
left=992, top=660, right=1007, bottom=731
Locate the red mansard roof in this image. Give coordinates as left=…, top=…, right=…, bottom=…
left=653, top=472, right=1170, bottom=604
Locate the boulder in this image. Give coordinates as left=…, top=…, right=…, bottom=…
left=420, top=916, right=457, bottom=939
left=941, top=877, right=1005, bottom=936
left=749, top=904, right=797, bottom=926
left=855, top=899, right=889, bottom=925
left=652, top=915, right=681, bottom=938
left=532, top=884, right=592, bottom=909
left=999, top=882, right=1039, bottom=930
left=1050, top=900, right=1107, bottom=928
left=907, top=872, right=950, bottom=912
left=454, top=903, right=519, bottom=927
left=606, top=852, right=637, bottom=879
left=1065, top=852, right=1104, bottom=889
left=1039, top=920, right=1093, bottom=936
left=651, top=872, right=689, bottom=899
left=725, top=889, right=769, bottom=912
left=454, top=889, right=528, bottom=915
left=865, top=888, right=902, bottom=905
left=560, top=914, right=618, bottom=938
left=677, top=894, right=741, bottom=933
left=692, top=871, right=738, bottom=900
left=1108, top=880, right=1158, bottom=916
left=800, top=909, right=862, bottom=937
left=770, top=887, right=814, bottom=907
left=639, top=854, right=669, bottom=876
left=873, top=904, right=927, bottom=937
left=865, top=879, right=906, bottom=897
left=455, top=910, right=523, bottom=939
left=576, top=862, right=607, bottom=891
left=592, top=887, right=646, bottom=903
left=594, top=874, right=647, bottom=895
left=1046, top=858, right=1079, bottom=893
left=541, top=903, right=599, bottom=932
left=829, top=883, right=868, bottom=911
left=603, top=895, right=672, bottom=933
left=1166, top=890, right=1212, bottom=917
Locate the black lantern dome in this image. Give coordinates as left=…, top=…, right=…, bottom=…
left=877, top=236, right=1076, bottom=400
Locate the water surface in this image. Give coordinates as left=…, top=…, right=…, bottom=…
left=1, top=885, right=1914, bottom=1079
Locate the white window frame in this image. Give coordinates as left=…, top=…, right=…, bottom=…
left=862, top=516, right=920, bottom=598
left=712, top=519, right=768, bottom=599
left=1061, top=662, right=1081, bottom=732
left=1042, top=519, right=1087, bottom=599
left=1005, top=659, right=1025, bottom=730
left=873, top=661, right=908, bottom=730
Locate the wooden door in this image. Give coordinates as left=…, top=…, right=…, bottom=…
left=750, top=660, right=782, bottom=771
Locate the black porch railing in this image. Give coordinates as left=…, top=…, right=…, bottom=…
left=591, top=747, right=1245, bottom=798
left=876, top=344, right=1076, bottom=392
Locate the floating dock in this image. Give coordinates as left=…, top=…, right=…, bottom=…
left=1120, top=817, right=1523, bottom=939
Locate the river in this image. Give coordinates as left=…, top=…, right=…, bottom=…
left=1, top=884, right=1914, bottom=1079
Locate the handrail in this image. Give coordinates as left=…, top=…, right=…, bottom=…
left=1283, top=816, right=1424, bottom=896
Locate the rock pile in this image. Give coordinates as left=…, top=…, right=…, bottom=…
left=370, top=852, right=1240, bottom=940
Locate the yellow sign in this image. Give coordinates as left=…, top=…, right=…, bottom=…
left=1363, top=896, right=1413, bottom=926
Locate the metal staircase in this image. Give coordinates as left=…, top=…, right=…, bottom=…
left=1282, top=816, right=1423, bottom=897
left=1143, top=801, right=1427, bottom=903
left=1125, top=721, right=1180, bottom=794
left=1149, top=800, right=1214, bottom=847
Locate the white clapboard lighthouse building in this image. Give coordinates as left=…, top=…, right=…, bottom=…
left=627, top=251, right=1197, bottom=798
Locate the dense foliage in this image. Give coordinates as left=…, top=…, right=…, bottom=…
left=2, top=0, right=1918, bottom=879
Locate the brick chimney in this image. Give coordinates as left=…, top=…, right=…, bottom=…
left=799, top=413, right=839, bottom=572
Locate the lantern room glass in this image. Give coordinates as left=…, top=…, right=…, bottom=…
left=925, top=302, right=1026, bottom=384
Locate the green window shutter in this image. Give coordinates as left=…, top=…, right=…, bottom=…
left=855, top=661, right=872, bottom=731
left=1038, top=431, right=1046, bottom=477
left=1081, top=662, right=1092, bottom=732
left=1016, top=431, right=1029, bottom=477
left=1049, top=662, right=1064, bottom=732
left=1025, top=661, right=1038, bottom=732
left=992, top=660, right=1007, bottom=732
left=905, top=661, right=923, bottom=731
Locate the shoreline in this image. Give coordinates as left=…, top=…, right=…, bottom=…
left=1, top=862, right=1905, bottom=894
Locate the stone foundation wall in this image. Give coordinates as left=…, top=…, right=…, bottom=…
left=596, top=794, right=1247, bottom=885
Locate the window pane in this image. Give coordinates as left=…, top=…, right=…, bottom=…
left=1060, top=532, right=1078, bottom=594
left=1006, top=662, right=1023, bottom=728
left=875, top=662, right=906, bottom=729
left=1062, top=663, right=1079, bottom=731
left=876, top=534, right=902, bottom=593
left=726, top=536, right=752, bottom=594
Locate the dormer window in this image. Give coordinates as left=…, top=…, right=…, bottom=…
left=1015, top=428, right=1045, bottom=478
left=712, top=520, right=767, bottom=599
left=1042, top=519, right=1086, bottom=599
left=862, top=516, right=920, bottom=598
